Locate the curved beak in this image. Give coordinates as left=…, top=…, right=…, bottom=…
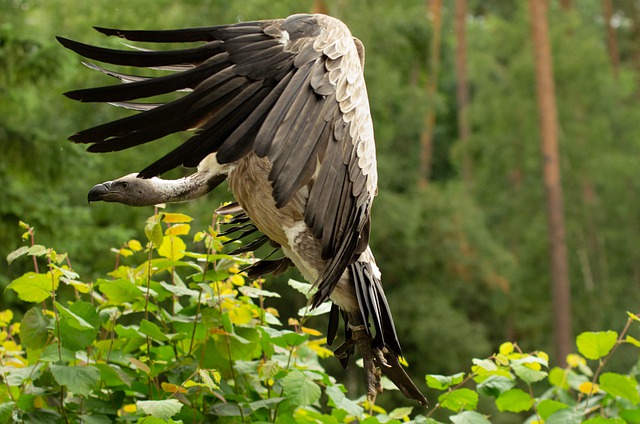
left=87, top=182, right=112, bottom=203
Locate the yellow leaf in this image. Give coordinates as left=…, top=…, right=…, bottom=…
left=229, top=305, right=252, bottom=325
left=119, top=248, right=133, bottom=257
left=19, top=220, right=30, bottom=230
left=499, top=342, right=514, bottom=356
left=301, top=326, right=322, bottom=336
left=266, top=307, right=279, bottom=317
left=127, top=240, right=142, bottom=252
left=625, top=335, right=640, bottom=348
left=166, top=224, right=191, bottom=236
left=288, top=318, right=300, bottom=327
left=566, top=354, right=585, bottom=368
left=578, top=381, right=599, bottom=394
left=161, top=212, right=193, bottom=223
left=11, top=323, right=20, bottom=335
left=161, top=382, right=187, bottom=394
left=399, top=356, right=409, bottom=367
left=307, top=339, right=334, bottom=359
left=228, top=266, right=240, bottom=274
left=34, top=396, right=46, bottom=408
left=0, top=310, right=14, bottom=326
left=627, top=311, right=640, bottom=322
left=229, top=274, right=245, bottom=286
left=0, top=331, right=7, bottom=342
left=122, top=404, right=137, bottom=414
left=537, top=351, right=549, bottom=362
left=157, top=235, right=186, bottom=260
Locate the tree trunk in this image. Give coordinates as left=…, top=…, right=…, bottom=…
left=418, top=0, right=443, bottom=188
left=455, top=0, right=472, bottom=185
left=312, top=0, right=329, bottom=15
left=602, top=0, right=620, bottom=78
left=528, top=0, right=572, bottom=366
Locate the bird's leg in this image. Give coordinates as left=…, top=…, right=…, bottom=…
left=335, top=313, right=387, bottom=402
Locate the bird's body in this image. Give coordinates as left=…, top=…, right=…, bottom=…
left=60, top=13, right=426, bottom=405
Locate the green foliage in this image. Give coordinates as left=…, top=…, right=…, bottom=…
left=4, top=217, right=640, bottom=423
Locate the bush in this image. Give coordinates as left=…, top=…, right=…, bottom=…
left=2, top=212, right=640, bottom=423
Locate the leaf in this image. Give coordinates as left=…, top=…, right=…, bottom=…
left=288, top=279, right=316, bottom=299
left=50, top=365, right=100, bottom=396
left=260, top=327, right=308, bottom=348
left=157, top=235, right=186, bottom=260
left=136, top=399, right=183, bottom=419
left=548, top=367, right=569, bottom=389
left=7, top=246, right=28, bottom=265
left=58, top=301, right=100, bottom=351
left=237, top=286, right=281, bottom=298
left=537, top=399, right=569, bottom=420
left=161, top=212, right=193, bottom=223
left=388, top=406, right=413, bottom=419
left=495, top=388, right=533, bottom=412
left=166, top=224, right=191, bottom=236
left=55, top=302, right=94, bottom=330
left=625, top=335, right=640, bottom=348
left=426, top=373, right=466, bottom=390
left=599, top=372, right=640, bottom=404
left=20, top=307, right=50, bottom=349
left=545, top=408, right=583, bottom=424
left=438, top=388, right=478, bottom=411
left=0, top=402, right=14, bottom=423
left=139, top=319, right=169, bottom=342
left=449, top=411, right=491, bottom=424
left=576, top=331, right=618, bottom=360
left=512, top=363, right=547, bottom=383
left=145, top=218, right=164, bottom=247
left=7, top=272, right=53, bottom=303
left=281, top=369, right=321, bottom=406
left=583, top=417, right=627, bottom=424
left=97, top=279, right=143, bottom=304
left=297, top=301, right=332, bottom=317
left=326, top=385, right=363, bottom=417
left=476, top=375, right=515, bottom=397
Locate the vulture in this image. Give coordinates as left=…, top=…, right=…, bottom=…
left=58, top=13, right=427, bottom=405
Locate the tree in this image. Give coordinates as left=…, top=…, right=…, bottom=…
left=528, top=0, right=572, bottom=365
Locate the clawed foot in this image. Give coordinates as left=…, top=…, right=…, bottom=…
left=334, top=323, right=389, bottom=402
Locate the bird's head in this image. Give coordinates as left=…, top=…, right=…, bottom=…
left=88, top=173, right=158, bottom=207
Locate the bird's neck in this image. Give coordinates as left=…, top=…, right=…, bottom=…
left=148, top=171, right=223, bottom=204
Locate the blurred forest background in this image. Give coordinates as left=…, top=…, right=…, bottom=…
left=2, top=0, right=640, bottom=402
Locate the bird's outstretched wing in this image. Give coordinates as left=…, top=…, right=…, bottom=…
left=58, top=13, right=377, bottom=309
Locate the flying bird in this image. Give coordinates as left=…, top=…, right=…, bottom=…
left=58, top=13, right=426, bottom=405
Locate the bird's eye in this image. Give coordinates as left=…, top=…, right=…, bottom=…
left=121, top=182, right=129, bottom=188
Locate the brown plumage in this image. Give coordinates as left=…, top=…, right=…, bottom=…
left=60, top=13, right=426, bottom=405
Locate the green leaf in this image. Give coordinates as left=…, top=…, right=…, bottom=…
left=281, top=369, right=321, bottom=406
left=576, top=331, right=618, bottom=360
left=326, top=385, right=363, bottom=417
left=298, top=301, right=332, bottom=317
left=548, top=367, right=569, bottom=389
left=140, top=319, right=169, bottom=342
left=545, top=408, right=582, bottom=424
left=583, top=417, right=626, bottom=424
left=97, top=279, right=143, bottom=304
left=0, top=402, right=14, bottom=423
left=288, top=279, right=316, bottom=299
left=388, top=407, right=413, bottom=419
left=476, top=375, right=515, bottom=397
left=495, top=388, right=533, bottom=412
left=58, top=301, right=100, bottom=351
left=6, top=246, right=28, bottom=265
left=449, top=411, right=491, bottom=424
left=7, top=272, right=53, bottom=303
left=537, top=399, right=569, bottom=420
left=95, top=363, right=132, bottom=388
left=55, top=302, right=94, bottom=330
left=260, top=327, right=308, bottom=348
left=438, top=388, right=478, bottom=411
left=512, top=363, right=547, bottom=383
left=145, top=218, right=164, bottom=247
left=20, top=307, right=50, bottom=349
left=50, top=365, right=100, bottom=396
left=136, top=399, right=183, bottom=419
left=599, top=372, right=640, bottom=404
left=426, top=372, right=466, bottom=390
